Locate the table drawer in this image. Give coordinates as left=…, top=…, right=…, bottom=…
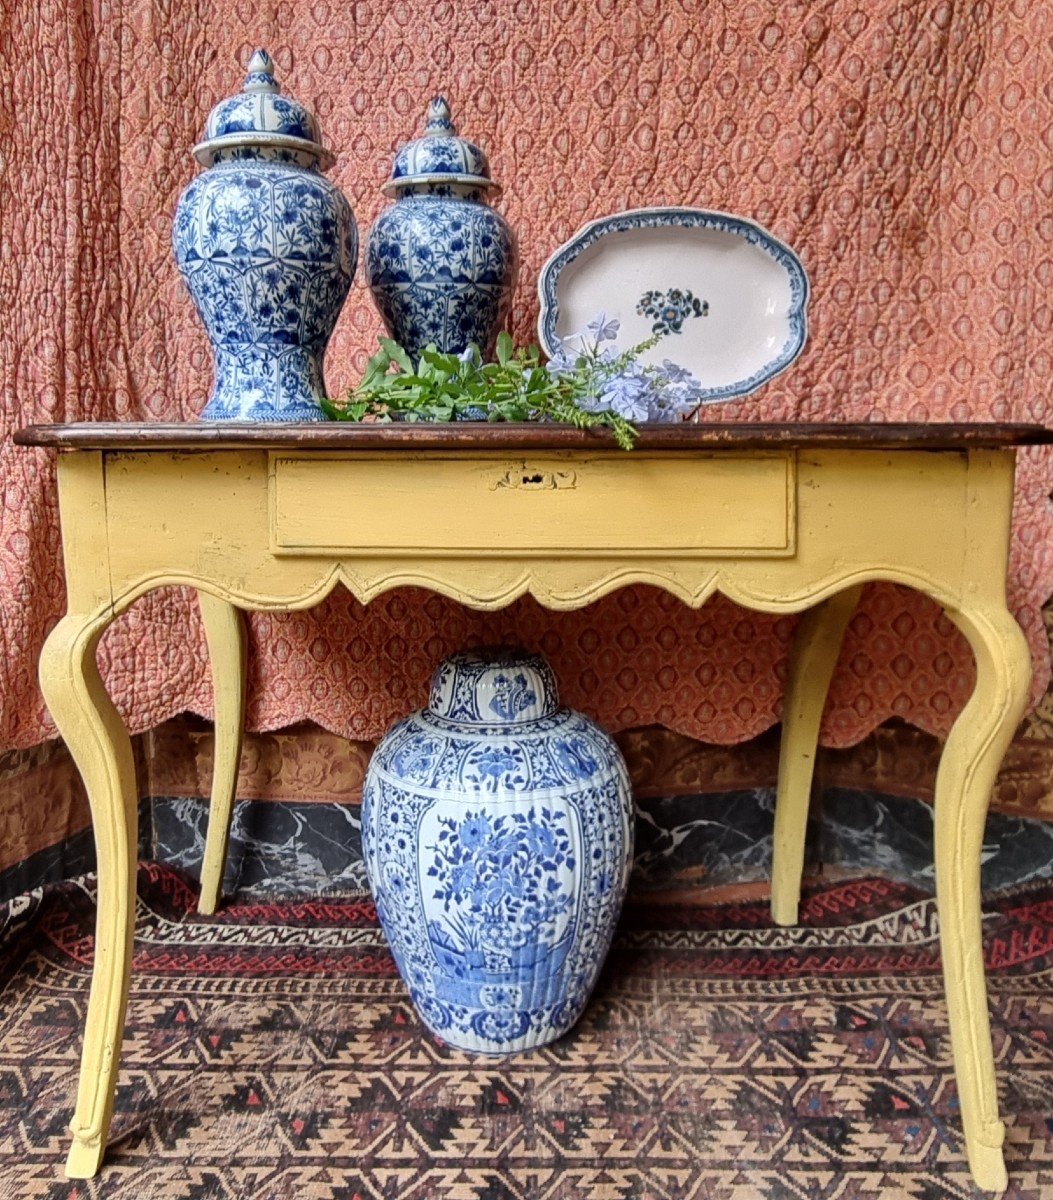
left=270, top=452, right=796, bottom=557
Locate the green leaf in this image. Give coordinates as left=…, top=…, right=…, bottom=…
left=378, top=337, right=414, bottom=374
left=421, top=348, right=456, bottom=373
left=330, top=330, right=642, bottom=447
left=319, top=395, right=343, bottom=419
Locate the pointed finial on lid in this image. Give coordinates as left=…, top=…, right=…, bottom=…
left=382, top=95, right=496, bottom=194
left=243, top=49, right=278, bottom=93
left=193, top=48, right=333, bottom=168
left=424, top=96, right=455, bottom=137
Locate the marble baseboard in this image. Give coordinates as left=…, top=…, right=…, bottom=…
left=4, top=785, right=1051, bottom=906
left=0, top=824, right=98, bottom=902
left=820, top=787, right=1053, bottom=894
left=150, top=795, right=368, bottom=897
left=5, top=710, right=1053, bottom=905
left=642, top=785, right=1053, bottom=895
left=148, top=786, right=1053, bottom=904
left=632, top=787, right=800, bottom=891
left=134, top=708, right=1053, bottom=901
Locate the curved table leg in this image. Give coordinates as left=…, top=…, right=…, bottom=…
left=40, top=612, right=138, bottom=1179
left=935, top=601, right=1030, bottom=1194
left=197, top=594, right=247, bottom=916
left=771, top=585, right=862, bottom=926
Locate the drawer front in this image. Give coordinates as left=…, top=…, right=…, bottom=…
left=270, top=452, right=796, bottom=557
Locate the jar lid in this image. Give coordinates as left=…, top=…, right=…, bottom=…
left=382, top=97, right=498, bottom=195
left=428, top=649, right=558, bottom=725
left=192, top=49, right=334, bottom=169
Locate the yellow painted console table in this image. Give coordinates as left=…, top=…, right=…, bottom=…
left=16, top=420, right=1053, bottom=1191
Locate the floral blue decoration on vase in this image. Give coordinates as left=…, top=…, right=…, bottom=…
left=365, top=97, right=516, bottom=360
left=362, top=648, right=634, bottom=1054
left=173, top=50, right=357, bottom=421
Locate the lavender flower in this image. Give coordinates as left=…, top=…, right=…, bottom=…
left=545, top=350, right=576, bottom=376
left=598, top=371, right=653, bottom=422
left=546, top=313, right=704, bottom=426
left=657, top=359, right=696, bottom=385
left=586, top=312, right=621, bottom=343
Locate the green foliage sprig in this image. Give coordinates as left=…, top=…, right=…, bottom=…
left=321, top=332, right=640, bottom=450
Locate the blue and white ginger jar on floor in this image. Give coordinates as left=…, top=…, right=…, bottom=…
left=173, top=50, right=357, bottom=421
left=362, top=649, right=633, bottom=1054
left=366, top=98, right=515, bottom=359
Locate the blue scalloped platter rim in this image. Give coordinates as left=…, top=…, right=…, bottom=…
left=536, top=206, right=810, bottom=405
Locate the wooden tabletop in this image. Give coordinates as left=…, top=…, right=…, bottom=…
left=14, top=421, right=1053, bottom=452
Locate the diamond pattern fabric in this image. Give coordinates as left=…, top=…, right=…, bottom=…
left=2, top=2, right=1052, bottom=749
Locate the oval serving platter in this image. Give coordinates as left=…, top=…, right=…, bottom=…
left=537, top=207, right=809, bottom=404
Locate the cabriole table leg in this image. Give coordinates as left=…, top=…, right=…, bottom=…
left=197, top=594, right=247, bottom=915
left=771, top=585, right=862, bottom=926
left=39, top=612, right=138, bottom=1179
left=935, top=600, right=1032, bottom=1194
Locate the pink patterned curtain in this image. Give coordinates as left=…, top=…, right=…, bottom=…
left=2, top=0, right=1052, bottom=751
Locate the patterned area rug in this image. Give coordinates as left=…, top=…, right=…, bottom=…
left=1, top=867, right=1052, bottom=1199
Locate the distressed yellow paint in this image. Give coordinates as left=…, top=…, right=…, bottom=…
left=196, top=594, right=246, bottom=916
left=772, top=583, right=863, bottom=927
left=39, top=612, right=137, bottom=1180
left=41, top=443, right=1027, bottom=1192
left=270, top=452, right=795, bottom=556
left=98, top=448, right=974, bottom=610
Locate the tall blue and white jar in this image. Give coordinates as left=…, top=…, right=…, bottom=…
left=366, top=98, right=515, bottom=359
left=173, top=50, right=357, bottom=421
left=362, top=649, right=634, bottom=1054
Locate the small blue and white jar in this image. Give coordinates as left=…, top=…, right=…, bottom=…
left=362, top=649, right=633, bottom=1054
left=366, top=98, right=515, bottom=359
left=173, top=50, right=357, bottom=421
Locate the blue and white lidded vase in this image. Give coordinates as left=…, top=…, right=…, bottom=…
left=366, top=98, right=516, bottom=359
left=173, top=50, right=357, bottom=421
left=362, top=649, right=634, bottom=1054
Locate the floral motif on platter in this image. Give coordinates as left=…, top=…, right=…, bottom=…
left=538, top=207, right=808, bottom=404
left=636, top=287, right=709, bottom=336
